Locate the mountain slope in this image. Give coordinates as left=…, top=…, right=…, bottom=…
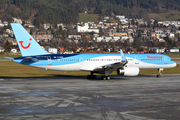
left=1, top=0, right=180, bottom=24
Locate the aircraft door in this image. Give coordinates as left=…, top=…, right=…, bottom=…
left=135, top=56, right=139, bottom=64
left=47, top=56, right=52, bottom=65
left=79, top=58, right=83, bottom=65
left=164, top=56, right=168, bottom=64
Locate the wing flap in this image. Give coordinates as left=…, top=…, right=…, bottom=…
left=80, top=49, right=128, bottom=71
left=80, top=62, right=121, bottom=71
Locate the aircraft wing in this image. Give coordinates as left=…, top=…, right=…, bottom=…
left=80, top=49, right=128, bottom=71
left=80, top=61, right=124, bottom=71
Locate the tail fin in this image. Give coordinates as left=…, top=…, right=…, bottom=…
left=11, top=23, right=49, bottom=56
left=120, top=49, right=127, bottom=62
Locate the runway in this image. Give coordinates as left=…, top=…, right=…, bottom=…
left=0, top=75, right=180, bottom=120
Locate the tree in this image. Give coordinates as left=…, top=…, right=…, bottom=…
left=34, top=17, right=40, bottom=29
left=0, top=29, right=3, bottom=35
left=137, top=31, right=141, bottom=38
left=131, top=19, right=135, bottom=25
left=4, top=40, right=11, bottom=53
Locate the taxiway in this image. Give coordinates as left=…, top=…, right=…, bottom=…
left=0, top=75, right=180, bottom=120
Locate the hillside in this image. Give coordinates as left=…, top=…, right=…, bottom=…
left=148, top=11, right=180, bottom=21
left=1, top=0, right=180, bottom=24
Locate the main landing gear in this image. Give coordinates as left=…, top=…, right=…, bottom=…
left=101, top=76, right=110, bottom=80
left=87, top=69, right=112, bottom=80
left=157, top=68, right=163, bottom=78
left=87, top=74, right=110, bottom=80
left=87, top=71, right=96, bottom=79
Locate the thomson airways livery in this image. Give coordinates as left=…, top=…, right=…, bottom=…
left=9, top=23, right=176, bottom=80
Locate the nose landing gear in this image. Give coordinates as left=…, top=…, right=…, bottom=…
left=157, top=68, right=163, bottom=78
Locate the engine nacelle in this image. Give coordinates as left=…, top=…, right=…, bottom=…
left=117, top=67, right=139, bottom=76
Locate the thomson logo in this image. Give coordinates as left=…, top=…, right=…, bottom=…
left=147, top=55, right=163, bottom=59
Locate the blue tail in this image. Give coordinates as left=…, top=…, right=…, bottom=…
left=11, top=23, right=49, bottom=56
left=120, top=49, right=127, bottom=62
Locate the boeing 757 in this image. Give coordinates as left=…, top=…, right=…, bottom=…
left=9, top=23, right=177, bottom=80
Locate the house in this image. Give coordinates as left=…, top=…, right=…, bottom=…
left=0, top=22, right=4, bottom=27
left=68, top=35, right=81, bottom=39
left=113, top=33, right=127, bottom=36
left=76, top=23, right=99, bottom=33
left=45, top=47, right=58, bottom=54
left=44, top=24, right=52, bottom=30
left=104, top=16, right=110, bottom=20
left=32, top=34, right=53, bottom=42
left=11, top=49, right=18, bottom=54
left=120, top=36, right=128, bottom=41
left=169, top=33, right=175, bottom=38
left=95, top=36, right=103, bottom=42
left=112, top=36, right=121, bottom=41
left=151, top=48, right=165, bottom=53
left=116, top=15, right=125, bottom=19
left=102, top=36, right=112, bottom=42
left=13, top=18, right=22, bottom=24
left=120, top=18, right=128, bottom=24
left=0, top=47, right=5, bottom=52
left=169, top=47, right=179, bottom=53
left=127, top=36, right=134, bottom=43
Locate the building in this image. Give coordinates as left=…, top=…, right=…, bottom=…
left=32, top=34, right=53, bottom=42
left=45, top=47, right=58, bottom=54
left=13, top=18, right=22, bottom=24
left=68, top=35, right=81, bottom=39
left=151, top=48, right=165, bottom=53
left=11, top=49, right=18, bottom=54
left=0, top=47, right=5, bottom=52
left=76, top=23, right=99, bottom=33
left=169, top=47, right=179, bottom=53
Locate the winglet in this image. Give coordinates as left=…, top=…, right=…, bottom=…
left=120, top=49, right=127, bottom=63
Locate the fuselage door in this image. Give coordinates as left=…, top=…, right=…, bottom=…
left=47, top=56, right=52, bottom=65
left=164, top=56, right=168, bottom=64
left=135, top=56, right=139, bottom=64
left=80, top=58, right=83, bottom=65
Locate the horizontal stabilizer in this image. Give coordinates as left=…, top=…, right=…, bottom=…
left=5, top=57, right=14, bottom=61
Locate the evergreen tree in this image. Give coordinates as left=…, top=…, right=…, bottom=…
left=34, top=17, right=40, bottom=29
left=4, top=40, right=11, bottom=53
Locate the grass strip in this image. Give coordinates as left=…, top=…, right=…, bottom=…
left=0, top=61, right=179, bottom=78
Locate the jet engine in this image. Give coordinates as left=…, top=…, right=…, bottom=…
left=117, top=67, right=139, bottom=76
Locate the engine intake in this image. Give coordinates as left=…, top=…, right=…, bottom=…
left=117, top=67, right=139, bottom=76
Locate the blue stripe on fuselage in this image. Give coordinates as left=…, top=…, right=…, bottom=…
left=13, top=53, right=175, bottom=66
left=14, top=54, right=79, bottom=60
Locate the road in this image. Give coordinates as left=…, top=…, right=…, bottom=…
left=0, top=75, right=180, bottom=120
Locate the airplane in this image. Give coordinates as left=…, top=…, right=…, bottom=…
left=9, top=23, right=177, bottom=80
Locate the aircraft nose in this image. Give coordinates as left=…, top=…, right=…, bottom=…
left=173, top=62, right=177, bottom=67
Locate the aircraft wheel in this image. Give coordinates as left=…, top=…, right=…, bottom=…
left=92, top=75, right=96, bottom=79
left=156, top=74, right=161, bottom=78
left=101, top=76, right=110, bottom=80
left=101, top=76, right=106, bottom=80
left=106, top=76, right=110, bottom=80
left=87, top=75, right=96, bottom=79
left=87, top=75, right=91, bottom=79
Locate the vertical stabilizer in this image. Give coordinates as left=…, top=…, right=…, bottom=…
left=120, top=49, right=127, bottom=62
left=11, top=23, right=49, bottom=56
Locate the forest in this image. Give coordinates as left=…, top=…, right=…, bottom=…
left=1, top=0, right=180, bottom=24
